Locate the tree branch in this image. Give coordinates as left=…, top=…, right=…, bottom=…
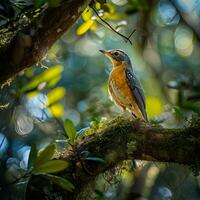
left=27, top=117, right=200, bottom=199
left=0, top=0, right=89, bottom=84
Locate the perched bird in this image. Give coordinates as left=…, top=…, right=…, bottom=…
left=100, top=49, right=148, bottom=122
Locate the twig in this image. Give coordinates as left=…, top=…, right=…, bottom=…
left=127, top=29, right=136, bottom=42
left=90, top=5, right=134, bottom=45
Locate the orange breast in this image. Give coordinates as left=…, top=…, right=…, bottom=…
left=108, top=64, right=144, bottom=120
left=108, top=65, right=134, bottom=106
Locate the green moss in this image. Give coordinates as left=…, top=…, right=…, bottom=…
left=127, top=141, right=137, bottom=156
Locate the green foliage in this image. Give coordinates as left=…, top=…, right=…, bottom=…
left=47, top=87, right=66, bottom=106
left=30, top=144, right=69, bottom=174
left=83, top=117, right=107, bottom=136
left=64, top=119, right=77, bottom=143
left=35, top=144, right=56, bottom=167
left=34, top=160, right=69, bottom=173
left=43, top=174, right=75, bottom=192
left=28, top=144, right=37, bottom=168
left=21, top=65, right=63, bottom=93
left=76, top=2, right=124, bottom=35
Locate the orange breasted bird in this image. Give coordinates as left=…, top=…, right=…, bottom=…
left=100, top=49, right=148, bottom=122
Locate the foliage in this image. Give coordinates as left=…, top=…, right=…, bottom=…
left=64, top=119, right=77, bottom=143
left=0, top=0, right=200, bottom=199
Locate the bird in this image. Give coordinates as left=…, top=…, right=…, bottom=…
left=100, top=49, right=148, bottom=122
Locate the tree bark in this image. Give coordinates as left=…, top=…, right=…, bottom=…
left=27, top=117, right=200, bottom=199
left=0, top=0, right=89, bottom=84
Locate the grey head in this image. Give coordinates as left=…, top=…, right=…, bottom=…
left=100, top=49, right=132, bottom=68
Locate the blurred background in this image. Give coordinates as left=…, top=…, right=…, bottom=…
left=0, top=0, right=200, bottom=199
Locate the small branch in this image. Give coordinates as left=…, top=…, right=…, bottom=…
left=90, top=5, right=135, bottom=45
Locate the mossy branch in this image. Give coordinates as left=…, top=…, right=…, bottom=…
left=27, top=117, right=200, bottom=199
left=0, top=0, right=89, bottom=84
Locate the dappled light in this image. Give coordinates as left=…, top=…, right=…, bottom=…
left=0, top=0, right=200, bottom=199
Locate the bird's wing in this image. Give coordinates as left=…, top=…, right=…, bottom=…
left=125, top=68, right=148, bottom=121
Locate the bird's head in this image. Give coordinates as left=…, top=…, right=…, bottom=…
left=100, top=49, right=131, bottom=67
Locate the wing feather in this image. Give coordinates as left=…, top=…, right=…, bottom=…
left=125, top=68, right=148, bottom=121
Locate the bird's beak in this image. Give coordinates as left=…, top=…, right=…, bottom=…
left=99, top=50, right=112, bottom=58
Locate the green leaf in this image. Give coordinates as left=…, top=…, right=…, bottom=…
left=43, top=174, right=74, bottom=192
left=35, top=160, right=69, bottom=173
left=85, top=157, right=106, bottom=164
left=28, top=144, right=37, bottom=169
left=35, top=144, right=56, bottom=167
left=49, top=103, right=64, bottom=118
left=47, top=76, right=61, bottom=88
left=82, top=7, right=93, bottom=21
left=22, top=65, right=63, bottom=93
left=47, top=87, right=66, bottom=106
left=64, top=119, right=77, bottom=143
left=76, top=20, right=94, bottom=35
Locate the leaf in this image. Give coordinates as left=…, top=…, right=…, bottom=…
left=90, top=22, right=97, bottom=31
left=28, top=144, right=37, bottom=169
left=64, top=119, right=77, bottom=142
left=49, top=103, right=64, bottom=118
left=82, top=7, right=93, bottom=21
left=47, top=76, right=61, bottom=88
left=103, top=13, right=124, bottom=20
left=43, top=174, right=74, bottom=192
left=35, top=144, right=56, bottom=167
left=35, top=160, right=69, bottom=173
left=102, top=3, right=116, bottom=14
left=76, top=20, right=94, bottom=35
left=22, top=65, right=63, bottom=93
left=47, top=87, right=66, bottom=106
left=85, top=157, right=106, bottom=164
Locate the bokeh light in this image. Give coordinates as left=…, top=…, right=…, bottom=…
left=174, top=25, right=194, bottom=57
left=146, top=96, right=162, bottom=118
left=13, top=106, right=34, bottom=135
left=0, top=133, right=8, bottom=158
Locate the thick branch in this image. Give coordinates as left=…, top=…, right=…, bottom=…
left=0, top=0, right=89, bottom=84
left=27, top=117, right=200, bottom=199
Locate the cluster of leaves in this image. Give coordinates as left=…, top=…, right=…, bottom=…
left=20, top=65, right=66, bottom=118
left=28, top=143, right=74, bottom=191
left=76, top=1, right=124, bottom=36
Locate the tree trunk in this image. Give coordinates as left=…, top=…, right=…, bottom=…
left=0, top=0, right=89, bottom=84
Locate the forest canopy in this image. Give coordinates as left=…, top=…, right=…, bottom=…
left=0, top=0, right=200, bottom=200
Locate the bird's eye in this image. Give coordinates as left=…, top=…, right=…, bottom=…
left=114, top=52, right=119, bottom=56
